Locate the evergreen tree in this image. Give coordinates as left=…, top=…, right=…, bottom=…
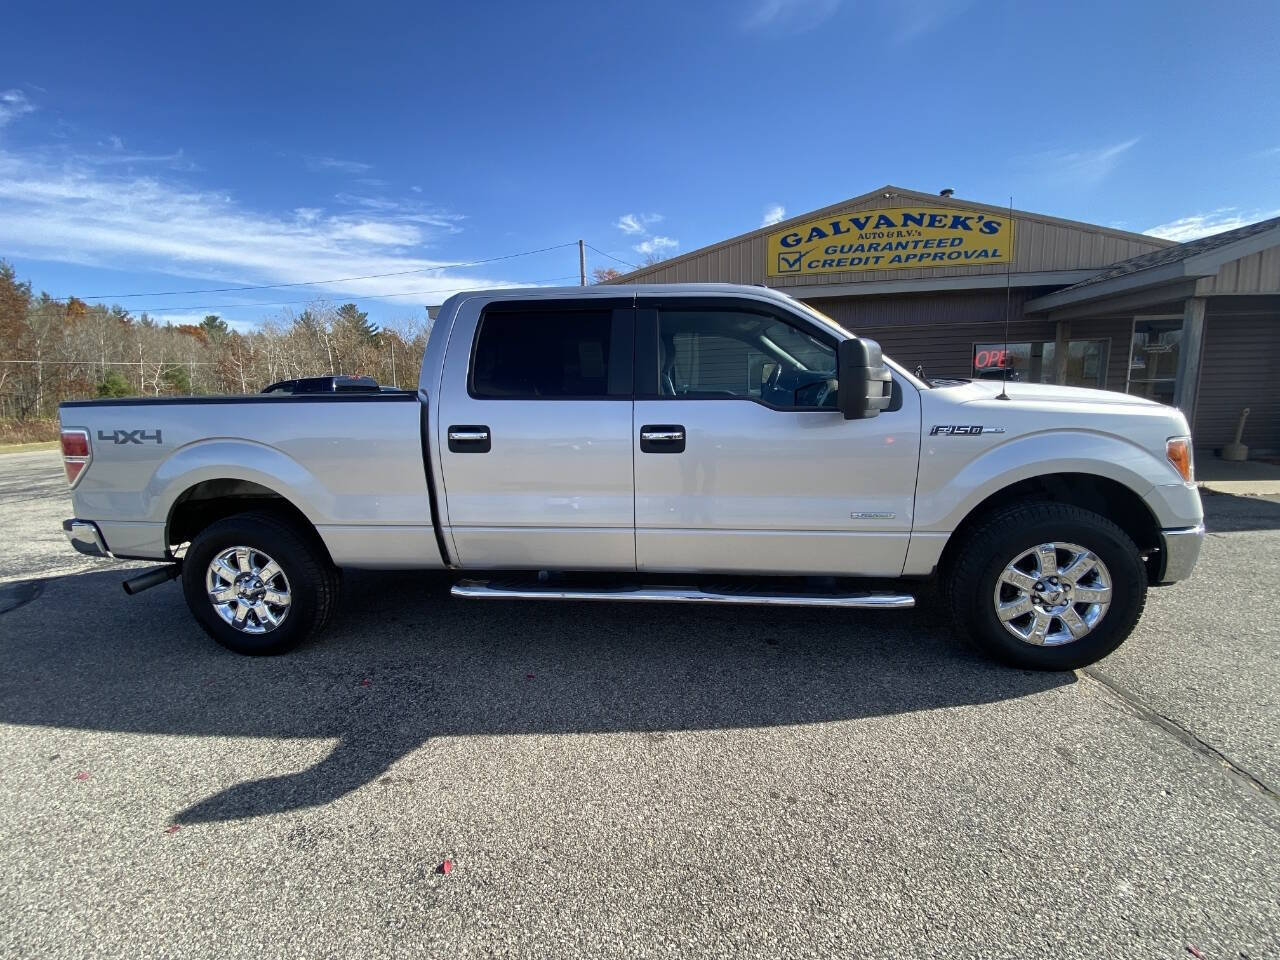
left=97, top=370, right=132, bottom=398
left=335, top=303, right=379, bottom=342
left=200, top=314, right=231, bottom=341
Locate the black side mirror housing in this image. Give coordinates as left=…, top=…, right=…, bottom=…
left=837, top=338, right=892, bottom=420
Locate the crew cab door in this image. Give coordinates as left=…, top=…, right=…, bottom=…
left=436, top=297, right=636, bottom=570
left=632, top=298, right=920, bottom=577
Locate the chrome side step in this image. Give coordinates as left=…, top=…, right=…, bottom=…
left=451, top=580, right=914, bottom=609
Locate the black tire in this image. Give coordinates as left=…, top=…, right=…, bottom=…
left=944, top=501, right=1146, bottom=670
left=180, top=511, right=339, bottom=655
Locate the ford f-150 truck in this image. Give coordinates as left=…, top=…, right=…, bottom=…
left=58, top=284, right=1204, bottom=669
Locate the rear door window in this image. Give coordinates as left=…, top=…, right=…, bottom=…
left=470, top=305, right=633, bottom=399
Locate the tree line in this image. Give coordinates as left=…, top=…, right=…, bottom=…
left=0, top=260, right=433, bottom=426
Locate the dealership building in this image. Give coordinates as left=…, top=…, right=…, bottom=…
left=612, top=186, right=1280, bottom=455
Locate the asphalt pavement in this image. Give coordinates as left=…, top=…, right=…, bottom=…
left=0, top=449, right=1276, bottom=959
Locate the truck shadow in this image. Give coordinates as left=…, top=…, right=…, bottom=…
left=1197, top=489, right=1280, bottom=532
left=0, top=567, right=1073, bottom=825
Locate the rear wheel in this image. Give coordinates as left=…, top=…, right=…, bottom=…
left=944, top=501, right=1146, bottom=670
left=181, top=512, right=339, bottom=655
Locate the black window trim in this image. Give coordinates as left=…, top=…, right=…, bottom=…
left=466, top=298, right=635, bottom=401
left=635, top=295, right=845, bottom=413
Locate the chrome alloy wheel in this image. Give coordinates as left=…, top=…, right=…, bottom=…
left=205, top=546, right=291, bottom=634
left=993, top=542, right=1113, bottom=646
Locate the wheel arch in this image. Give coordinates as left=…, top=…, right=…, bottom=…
left=166, top=477, right=333, bottom=564
left=935, top=471, right=1163, bottom=583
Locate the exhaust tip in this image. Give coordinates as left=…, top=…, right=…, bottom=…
left=122, top=565, right=182, bottom=596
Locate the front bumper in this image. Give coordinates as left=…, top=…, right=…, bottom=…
left=63, top=519, right=112, bottom=559
left=1155, top=522, right=1205, bottom=584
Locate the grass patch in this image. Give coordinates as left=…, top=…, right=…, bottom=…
left=0, top=419, right=60, bottom=445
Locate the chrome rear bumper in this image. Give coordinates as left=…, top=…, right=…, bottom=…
left=63, top=519, right=112, bottom=559
left=1156, top=522, right=1205, bottom=584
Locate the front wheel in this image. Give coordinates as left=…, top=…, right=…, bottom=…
left=181, top=512, right=339, bottom=655
left=944, top=501, right=1147, bottom=670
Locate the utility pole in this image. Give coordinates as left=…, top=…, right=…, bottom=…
left=578, top=239, right=586, bottom=286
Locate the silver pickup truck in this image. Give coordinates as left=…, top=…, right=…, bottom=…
left=58, top=283, right=1204, bottom=669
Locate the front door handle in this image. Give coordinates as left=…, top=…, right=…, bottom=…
left=448, top=425, right=491, bottom=453
left=640, top=424, right=685, bottom=454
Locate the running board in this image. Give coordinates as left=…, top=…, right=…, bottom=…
left=451, top=580, right=914, bottom=609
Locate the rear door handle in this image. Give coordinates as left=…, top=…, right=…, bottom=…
left=448, top=425, right=491, bottom=453
left=640, top=424, right=685, bottom=454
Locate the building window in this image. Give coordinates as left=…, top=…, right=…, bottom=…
left=1126, top=318, right=1182, bottom=406
left=973, top=340, right=1107, bottom=387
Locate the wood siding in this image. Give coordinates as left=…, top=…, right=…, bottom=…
left=1198, top=247, right=1280, bottom=295
left=1194, top=309, right=1280, bottom=451
left=805, top=293, right=1131, bottom=389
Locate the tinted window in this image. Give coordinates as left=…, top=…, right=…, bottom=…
left=471, top=308, right=629, bottom=399
left=658, top=309, right=837, bottom=408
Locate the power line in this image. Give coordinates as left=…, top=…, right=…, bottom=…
left=94, top=274, right=584, bottom=315
left=584, top=243, right=640, bottom=271
left=54, top=242, right=580, bottom=302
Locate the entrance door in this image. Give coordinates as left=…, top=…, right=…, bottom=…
left=1126, top=316, right=1183, bottom=405
left=632, top=299, right=920, bottom=577
left=437, top=299, right=636, bottom=570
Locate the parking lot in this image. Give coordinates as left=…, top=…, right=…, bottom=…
left=0, top=447, right=1277, bottom=959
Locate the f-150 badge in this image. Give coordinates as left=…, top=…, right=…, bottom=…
left=929, top=424, right=1006, bottom=436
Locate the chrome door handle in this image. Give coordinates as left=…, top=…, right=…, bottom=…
left=640, top=424, right=685, bottom=453
left=447, top=425, right=491, bottom=453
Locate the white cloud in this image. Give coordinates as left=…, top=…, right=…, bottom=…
left=1144, top=207, right=1280, bottom=243
left=0, top=89, right=36, bottom=128
left=1017, top=137, right=1140, bottom=188
left=744, top=0, right=839, bottom=31
left=305, top=155, right=372, bottom=174
left=761, top=203, right=786, bottom=227
left=80, top=145, right=198, bottom=171
left=635, top=236, right=678, bottom=256
left=616, top=212, right=663, bottom=235
left=0, top=146, right=513, bottom=307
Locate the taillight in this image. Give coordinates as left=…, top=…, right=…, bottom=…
left=1166, top=437, right=1193, bottom=483
left=60, top=428, right=91, bottom=487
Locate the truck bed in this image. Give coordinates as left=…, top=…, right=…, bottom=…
left=58, top=391, right=446, bottom=569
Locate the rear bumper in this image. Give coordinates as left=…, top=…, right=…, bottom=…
left=63, top=519, right=112, bottom=559
left=1155, top=522, right=1205, bottom=584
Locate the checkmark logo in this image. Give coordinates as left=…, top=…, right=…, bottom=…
left=776, top=250, right=806, bottom=273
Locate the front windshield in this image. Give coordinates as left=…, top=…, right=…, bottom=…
left=789, top=299, right=931, bottom=390
left=762, top=320, right=833, bottom=373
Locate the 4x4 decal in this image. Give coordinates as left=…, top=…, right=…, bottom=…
left=97, top=429, right=163, bottom=445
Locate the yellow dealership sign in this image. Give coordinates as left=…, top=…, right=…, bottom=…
left=766, top=206, right=1014, bottom=277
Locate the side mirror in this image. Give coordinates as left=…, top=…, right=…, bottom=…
left=837, top=338, right=892, bottom=420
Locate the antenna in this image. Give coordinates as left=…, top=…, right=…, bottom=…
left=996, top=195, right=1013, bottom=401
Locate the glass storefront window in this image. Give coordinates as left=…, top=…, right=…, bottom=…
left=973, top=340, right=1106, bottom=387
left=1127, top=318, right=1181, bottom=406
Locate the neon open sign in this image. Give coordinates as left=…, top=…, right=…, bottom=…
left=973, top=347, right=1010, bottom=369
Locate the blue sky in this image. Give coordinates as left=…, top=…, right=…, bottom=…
left=1, top=0, right=1277, bottom=330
